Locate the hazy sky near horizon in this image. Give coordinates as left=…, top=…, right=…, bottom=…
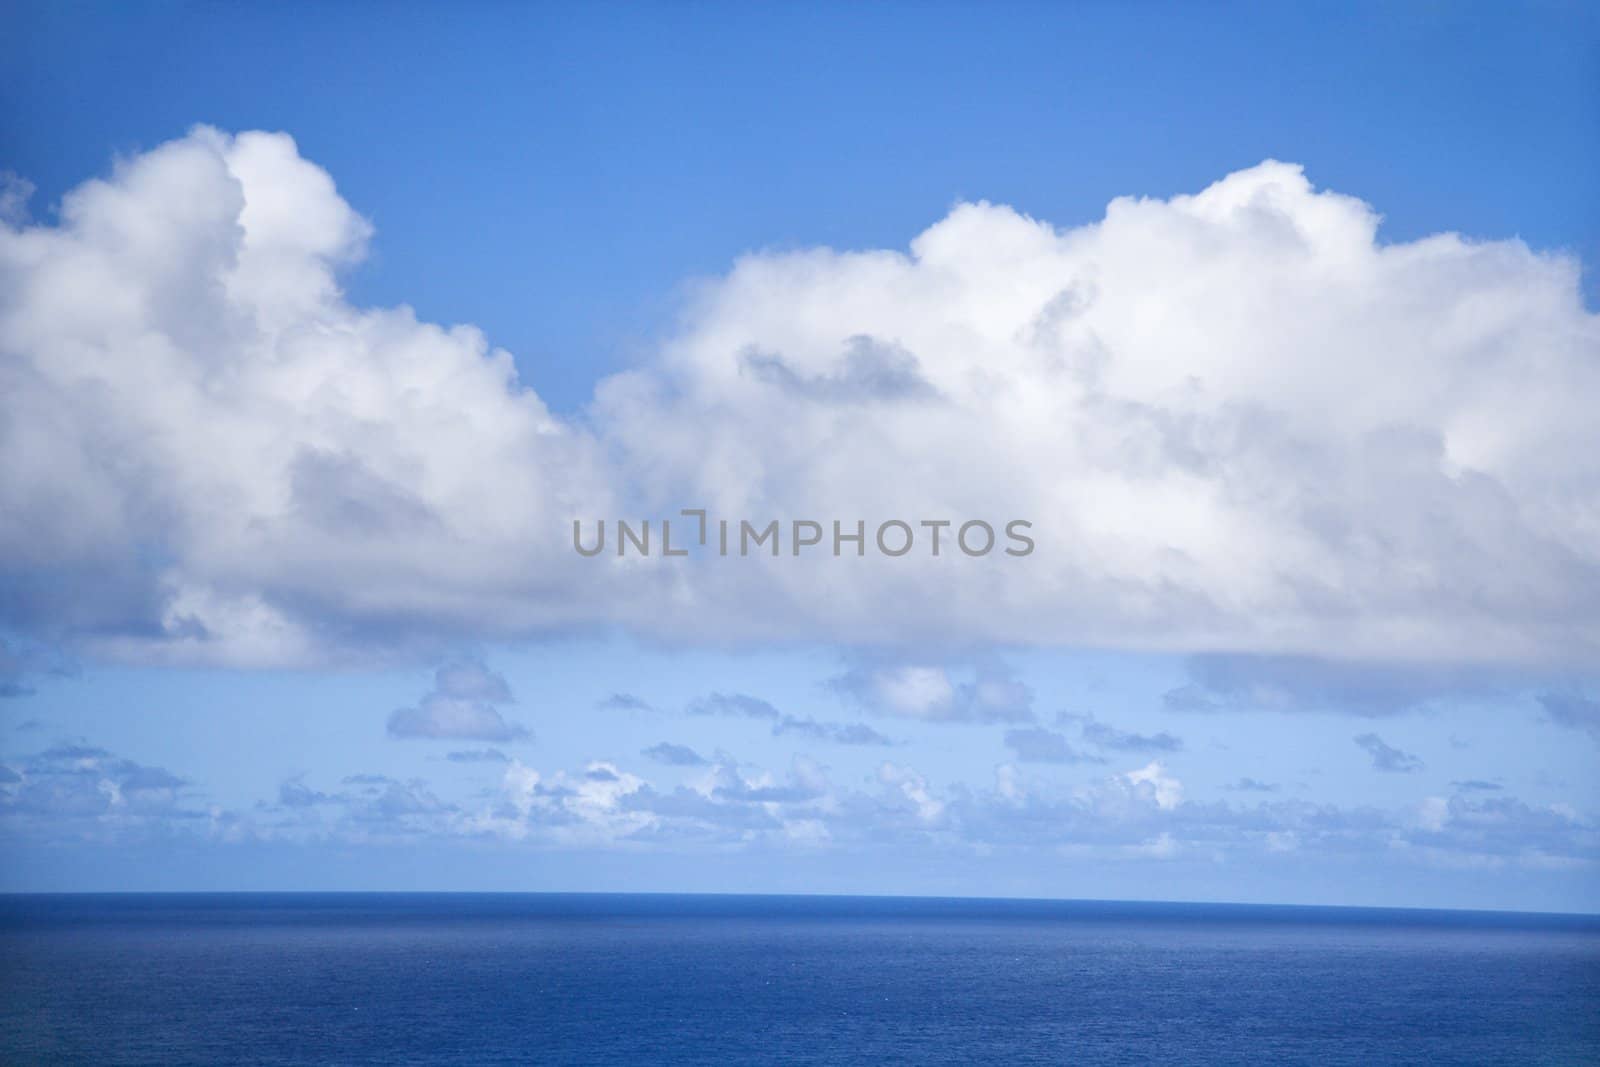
left=2, top=2, right=1599, bottom=910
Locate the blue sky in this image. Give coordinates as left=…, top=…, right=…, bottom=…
left=1, top=3, right=1598, bottom=910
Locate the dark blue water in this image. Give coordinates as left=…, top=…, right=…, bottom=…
left=1, top=894, right=1597, bottom=1065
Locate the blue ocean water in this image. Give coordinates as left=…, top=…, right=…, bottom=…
left=1, top=894, right=1596, bottom=1065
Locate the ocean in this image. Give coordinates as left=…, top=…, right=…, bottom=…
left=1, top=893, right=1596, bottom=1065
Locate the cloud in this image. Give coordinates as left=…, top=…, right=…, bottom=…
left=1227, top=777, right=1279, bottom=793
left=641, top=742, right=710, bottom=767
left=3, top=131, right=1598, bottom=668
left=772, top=717, right=893, bottom=746
left=593, top=162, right=1600, bottom=666
left=1164, top=654, right=1511, bottom=716
left=0, top=129, right=615, bottom=669
left=1354, top=733, right=1424, bottom=773
left=1117, top=761, right=1185, bottom=811
left=688, top=692, right=781, bottom=721
left=1537, top=692, right=1600, bottom=739
left=598, top=693, right=656, bottom=714
left=387, top=660, right=529, bottom=741
left=254, top=771, right=455, bottom=833
left=0, top=637, right=75, bottom=699
left=6, top=736, right=1592, bottom=884
left=445, top=748, right=510, bottom=764
left=277, top=775, right=334, bottom=808
left=0, top=742, right=194, bottom=829
left=0, top=172, right=32, bottom=226
left=687, top=691, right=894, bottom=745
left=388, top=702, right=525, bottom=742
left=1002, top=727, right=1102, bottom=764
left=1066, top=712, right=1183, bottom=753
left=829, top=662, right=1034, bottom=723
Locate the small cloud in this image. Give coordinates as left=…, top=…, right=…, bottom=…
left=433, top=660, right=513, bottom=704
left=641, top=742, right=710, bottom=767
left=1354, top=733, right=1423, bottom=773
left=686, top=692, right=893, bottom=746
left=599, top=693, right=656, bottom=714
left=1537, top=692, right=1600, bottom=739
left=0, top=171, right=33, bottom=226
left=388, top=659, right=529, bottom=741
left=774, top=717, right=894, bottom=746
left=829, top=660, right=1033, bottom=723
left=388, top=701, right=527, bottom=742
left=1119, top=761, right=1184, bottom=810
left=1002, top=727, right=1102, bottom=764
left=1450, top=779, right=1503, bottom=792
left=0, top=636, right=77, bottom=700
left=1167, top=654, right=1505, bottom=717
left=446, top=748, right=510, bottom=764
left=342, top=773, right=392, bottom=786
left=1067, top=712, right=1182, bottom=753
left=1226, top=777, right=1279, bottom=793
left=689, top=692, right=782, bottom=720
left=277, top=776, right=333, bottom=808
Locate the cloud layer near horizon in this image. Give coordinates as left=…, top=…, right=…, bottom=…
left=3, top=128, right=1597, bottom=668
left=3, top=734, right=1590, bottom=891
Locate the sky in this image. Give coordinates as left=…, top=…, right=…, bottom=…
left=1, top=2, right=1598, bottom=911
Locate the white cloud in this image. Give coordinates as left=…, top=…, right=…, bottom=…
left=1117, top=760, right=1185, bottom=811
left=3, top=130, right=1597, bottom=667
left=828, top=661, right=1034, bottom=722
left=387, top=660, right=528, bottom=740
left=877, top=761, right=945, bottom=823
left=0, top=128, right=620, bottom=667
left=8, top=736, right=1592, bottom=885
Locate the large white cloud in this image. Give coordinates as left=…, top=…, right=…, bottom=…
left=0, top=129, right=625, bottom=666
left=2, top=128, right=1597, bottom=666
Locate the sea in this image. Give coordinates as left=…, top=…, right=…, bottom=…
left=1, top=893, right=1596, bottom=1065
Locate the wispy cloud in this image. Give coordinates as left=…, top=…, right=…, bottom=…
left=641, top=742, right=710, bottom=767
left=1354, top=733, right=1424, bottom=774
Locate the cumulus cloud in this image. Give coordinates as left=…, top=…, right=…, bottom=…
left=0, top=129, right=617, bottom=668
left=6, top=736, right=1591, bottom=884
left=3, top=130, right=1598, bottom=668
left=828, top=661, right=1034, bottom=723
left=386, top=660, right=528, bottom=741
left=0, top=742, right=195, bottom=833
left=1354, top=733, right=1424, bottom=774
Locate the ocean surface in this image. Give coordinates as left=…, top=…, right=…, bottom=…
left=1, top=894, right=1597, bottom=1065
